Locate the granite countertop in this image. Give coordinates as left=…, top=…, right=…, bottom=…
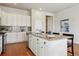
left=0, top=31, right=6, bottom=34
left=0, top=31, right=6, bottom=37
left=31, top=33, right=72, bottom=41
left=26, top=31, right=32, bottom=34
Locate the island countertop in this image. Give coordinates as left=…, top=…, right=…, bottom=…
left=30, top=33, right=72, bottom=41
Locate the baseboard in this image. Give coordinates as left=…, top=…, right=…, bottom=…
left=27, top=47, right=36, bottom=56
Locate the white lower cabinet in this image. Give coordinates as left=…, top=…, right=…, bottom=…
left=29, top=34, right=34, bottom=52
left=39, top=38, right=48, bottom=56
left=29, top=34, right=67, bottom=56
left=6, top=32, right=27, bottom=44
left=29, top=35, right=48, bottom=56
left=0, top=36, right=2, bottom=54
left=6, top=32, right=17, bottom=43
left=37, top=38, right=48, bottom=56
left=32, top=36, right=37, bottom=54
left=22, top=32, right=27, bottom=41
left=17, top=32, right=23, bottom=42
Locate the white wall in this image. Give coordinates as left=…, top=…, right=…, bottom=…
left=31, top=9, right=54, bottom=33
left=54, top=5, right=79, bottom=44
left=31, top=9, right=45, bottom=32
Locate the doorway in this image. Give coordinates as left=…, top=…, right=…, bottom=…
left=46, top=16, right=53, bottom=34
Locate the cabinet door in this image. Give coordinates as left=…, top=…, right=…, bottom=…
left=29, top=35, right=34, bottom=52
left=6, top=33, right=17, bottom=43
left=7, top=13, right=16, bottom=26
left=0, top=8, right=1, bottom=17
left=21, top=15, right=27, bottom=26
left=32, top=36, right=37, bottom=55
left=36, top=37, right=42, bottom=56
left=38, top=38, right=45, bottom=56
left=0, top=36, right=2, bottom=54
left=7, top=13, right=12, bottom=26
left=47, top=39, right=67, bottom=56
left=43, top=40, right=48, bottom=56
left=17, top=32, right=23, bottom=42
left=16, top=15, right=27, bottom=26
left=16, top=14, right=22, bottom=26
left=29, top=34, right=32, bottom=49
left=37, top=38, right=48, bottom=56
left=32, top=36, right=35, bottom=54
left=17, top=32, right=27, bottom=42
left=0, top=8, right=1, bottom=24
left=1, top=11, right=8, bottom=25
left=22, top=32, right=27, bottom=41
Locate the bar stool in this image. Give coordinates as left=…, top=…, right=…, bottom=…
left=63, top=33, right=74, bottom=56
left=53, top=32, right=60, bottom=35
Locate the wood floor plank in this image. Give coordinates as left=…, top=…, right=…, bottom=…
left=1, top=42, right=79, bottom=56
left=1, top=42, right=34, bottom=56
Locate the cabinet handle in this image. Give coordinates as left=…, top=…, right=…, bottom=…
left=44, top=42, right=46, bottom=44
left=37, top=39, right=39, bottom=41
left=41, top=46, right=43, bottom=48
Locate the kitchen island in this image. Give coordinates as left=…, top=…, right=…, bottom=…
left=28, top=33, right=72, bottom=56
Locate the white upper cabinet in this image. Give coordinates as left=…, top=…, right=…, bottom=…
left=16, top=14, right=27, bottom=26
left=1, top=10, right=8, bottom=25
left=26, top=15, right=31, bottom=26
left=0, top=7, right=30, bottom=26
left=0, top=8, right=1, bottom=17
left=16, top=14, right=22, bottom=26
left=21, top=15, right=27, bottom=26
left=14, top=14, right=28, bottom=26
left=0, top=8, right=1, bottom=24
left=7, top=13, right=16, bottom=26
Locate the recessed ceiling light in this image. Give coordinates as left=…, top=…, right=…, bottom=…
left=40, top=8, right=42, bottom=10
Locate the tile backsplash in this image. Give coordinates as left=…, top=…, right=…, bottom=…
left=0, top=26, right=27, bottom=32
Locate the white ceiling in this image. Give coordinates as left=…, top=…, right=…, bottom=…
left=0, top=3, right=79, bottom=13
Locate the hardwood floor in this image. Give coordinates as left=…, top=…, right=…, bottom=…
left=73, top=44, right=79, bottom=56
left=1, top=42, right=79, bottom=56
left=1, top=42, right=34, bottom=56
left=67, top=43, right=79, bottom=56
